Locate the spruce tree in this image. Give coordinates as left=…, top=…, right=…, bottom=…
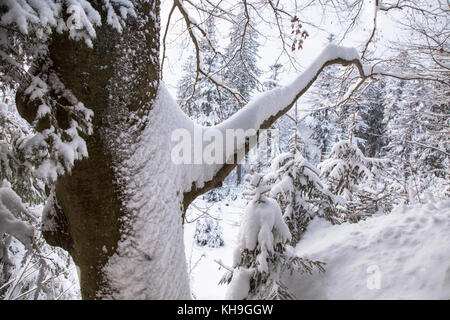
left=270, top=126, right=338, bottom=244
left=194, top=217, right=224, bottom=248
left=1, top=96, right=79, bottom=300
left=224, top=8, right=262, bottom=184
left=225, top=10, right=262, bottom=103
left=354, top=80, right=387, bottom=158
left=177, top=17, right=225, bottom=126
left=319, top=138, right=386, bottom=221
left=221, top=173, right=325, bottom=300
left=382, top=76, right=424, bottom=203
left=256, top=63, right=289, bottom=169
left=382, top=69, right=449, bottom=202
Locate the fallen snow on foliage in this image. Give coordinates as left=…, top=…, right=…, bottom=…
left=290, top=199, right=450, bottom=299
left=0, top=180, right=34, bottom=247
left=184, top=196, right=450, bottom=300
left=233, top=196, right=290, bottom=273
left=0, top=0, right=135, bottom=46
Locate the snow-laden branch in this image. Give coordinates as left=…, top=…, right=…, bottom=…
left=183, top=43, right=370, bottom=207
left=170, top=39, right=446, bottom=209
left=216, top=44, right=366, bottom=134
left=0, top=0, right=136, bottom=46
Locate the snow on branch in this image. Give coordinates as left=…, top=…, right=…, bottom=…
left=216, top=44, right=368, bottom=134
left=207, top=43, right=445, bottom=173
left=0, top=180, right=34, bottom=247
left=0, top=0, right=135, bottom=46
left=178, top=41, right=443, bottom=208
left=184, top=43, right=371, bottom=206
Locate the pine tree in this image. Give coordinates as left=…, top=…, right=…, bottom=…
left=382, top=73, right=426, bottom=204
left=305, top=34, right=342, bottom=163
left=307, top=106, right=337, bottom=163
left=225, top=10, right=262, bottom=103
left=416, top=85, right=449, bottom=198
left=354, top=80, right=387, bottom=158
left=255, top=63, right=289, bottom=170
left=269, top=127, right=338, bottom=244
left=194, top=217, right=224, bottom=248
left=0, top=99, right=45, bottom=205
left=377, top=50, right=448, bottom=203
left=0, top=180, right=80, bottom=299
left=1, top=95, right=79, bottom=300
left=345, top=184, right=394, bottom=219
left=221, top=173, right=325, bottom=300
left=263, top=63, right=283, bottom=92
left=319, top=139, right=385, bottom=221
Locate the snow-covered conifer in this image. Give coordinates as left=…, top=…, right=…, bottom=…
left=177, top=17, right=226, bottom=126
left=304, top=34, right=343, bottom=163
left=222, top=173, right=325, bottom=300
left=269, top=130, right=339, bottom=244
left=382, top=69, right=449, bottom=203
left=194, top=217, right=224, bottom=248
left=0, top=181, right=79, bottom=299
left=224, top=7, right=262, bottom=184
left=319, top=139, right=386, bottom=221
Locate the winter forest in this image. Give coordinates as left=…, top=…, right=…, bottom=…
left=0, top=0, right=449, bottom=301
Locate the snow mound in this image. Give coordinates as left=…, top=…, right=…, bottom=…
left=290, top=200, right=450, bottom=299
left=225, top=267, right=254, bottom=300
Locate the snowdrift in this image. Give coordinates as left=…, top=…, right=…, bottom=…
left=290, top=199, right=450, bottom=299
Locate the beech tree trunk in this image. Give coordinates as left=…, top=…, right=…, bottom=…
left=18, top=0, right=163, bottom=299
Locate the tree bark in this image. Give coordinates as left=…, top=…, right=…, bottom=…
left=18, top=0, right=161, bottom=299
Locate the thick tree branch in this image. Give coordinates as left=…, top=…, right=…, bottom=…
left=183, top=44, right=370, bottom=209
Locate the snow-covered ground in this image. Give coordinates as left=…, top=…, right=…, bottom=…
left=291, top=199, right=450, bottom=299
left=184, top=196, right=245, bottom=299
left=185, top=195, right=450, bottom=300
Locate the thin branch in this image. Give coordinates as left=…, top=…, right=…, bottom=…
left=160, top=2, right=176, bottom=80
left=174, top=0, right=247, bottom=106
left=214, top=259, right=233, bottom=272
left=361, top=0, right=379, bottom=59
